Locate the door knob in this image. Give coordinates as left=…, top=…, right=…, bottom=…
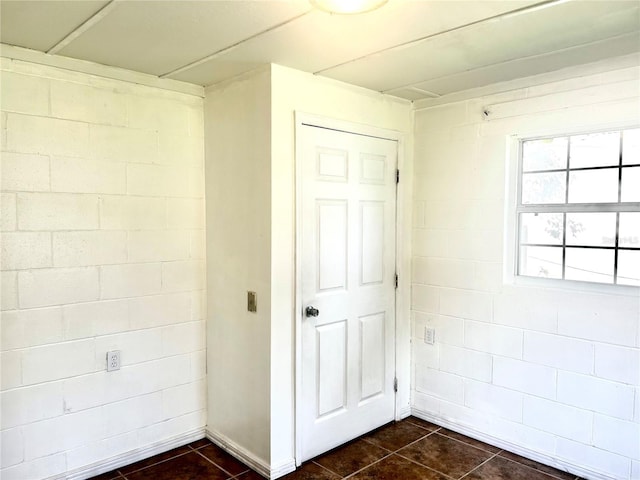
left=305, top=306, right=319, bottom=318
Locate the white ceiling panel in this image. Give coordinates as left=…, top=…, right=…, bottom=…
left=306, top=0, right=541, bottom=74
left=57, top=1, right=312, bottom=76
left=0, top=0, right=109, bottom=51
left=410, top=32, right=640, bottom=96
left=1, top=0, right=638, bottom=101
left=321, top=0, right=640, bottom=92
left=167, top=0, right=539, bottom=85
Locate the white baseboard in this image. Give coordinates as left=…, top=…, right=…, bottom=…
left=269, top=458, right=297, bottom=479
left=205, top=429, right=295, bottom=480
left=54, top=428, right=206, bottom=480
left=205, top=429, right=270, bottom=478
left=397, top=404, right=412, bottom=420
left=411, top=408, right=617, bottom=480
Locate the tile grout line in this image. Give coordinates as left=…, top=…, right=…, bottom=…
left=309, top=432, right=396, bottom=477
left=228, top=468, right=253, bottom=479
left=188, top=443, right=209, bottom=451
left=359, top=429, right=434, bottom=454
left=341, top=451, right=396, bottom=479
left=311, top=460, right=346, bottom=478
left=360, top=425, right=440, bottom=456
left=193, top=446, right=250, bottom=478
left=457, top=451, right=502, bottom=480
left=392, top=451, right=458, bottom=480
left=430, top=430, right=502, bottom=455
left=388, top=424, right=503, bottom=480
left=404, top=419, right=443, bottom=433
left=347, top=424, right=457, bottom=479
left=342, top=427, right=453, bottom=480
left=496, top=454, right=577, bottom=480
left=394, top=426, right=441, bottom=451
left=116, top=448, right=193, bottom=476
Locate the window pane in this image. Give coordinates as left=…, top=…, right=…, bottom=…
left=519, top=128, right=640, bottom=287
left=520, top=213, right=563, bottom=245
left=519, top=246, right=562, bottom=279
left=522, top=137, right=568, bottom=172
left=617, top=250, right=640, bottom=286
left=565, top=247, right=614, bottom=284
left=622, top=128, right=640, bottom=165
left=570, top=131, right=620, bottom=168
left=522, top=172, right=566, bottom=204
left=621, top=166, right=640, bottom=202
left=565, top=213, right=616, bottom=247
left=619, top=212, right=640, bottom=248
left=568, top=168, right=618, bottom=203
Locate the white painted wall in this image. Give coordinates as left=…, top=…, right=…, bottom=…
left=4, top=48, right=636, bottom=480
left=204, top=68, right=273, bottom=467
left=411, top=57, right=640, bottom=480
left=0, top=57, right=206, bottom=479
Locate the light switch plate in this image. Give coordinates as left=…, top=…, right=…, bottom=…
left=248, top=291, right=257, bottom=312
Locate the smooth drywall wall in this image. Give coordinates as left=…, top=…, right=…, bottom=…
left=270, top=64, right=413, bottom=469
left=411, top=58, right=640, bottom=479
left=0, top=57, right=206, bottom=479
left=204, top=68, right=272, bottom=466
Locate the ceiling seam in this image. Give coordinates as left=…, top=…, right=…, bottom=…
left=47, top=0, right=120, bottom=55
left=383, top=31, right=640, bottom=94
left=1, top=45, right=204, bottom=97
left=312, top=0, right=570, bottom=76
left=383, top=87, right=440, bottom=98
left=159, top=10, right=313, bottom=79
left=412, top=54, right=640, bottom=111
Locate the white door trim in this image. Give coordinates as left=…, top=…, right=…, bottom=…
left=293, top=112, right=411, bottom=466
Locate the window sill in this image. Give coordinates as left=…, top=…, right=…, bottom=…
left=509, top=273, right=640, bottom=297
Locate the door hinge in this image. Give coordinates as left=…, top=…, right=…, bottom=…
left=393, top=377, right=398, bottom=393
left=396, top=169, right=400, bottom=184
left=395, top=273, right=398, bottom=289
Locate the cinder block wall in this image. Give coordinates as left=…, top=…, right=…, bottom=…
left=1, top=58, right=206, bottom=479
left=411, top=61, right=640, bottom=480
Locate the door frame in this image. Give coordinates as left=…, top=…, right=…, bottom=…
left=293, top=112, right=412, bottom=465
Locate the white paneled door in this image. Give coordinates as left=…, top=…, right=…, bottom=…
left=298, top=123, right=397, bottom=462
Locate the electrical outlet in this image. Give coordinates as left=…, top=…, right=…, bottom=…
left=424, top=327, right=436, bottom=345
left=106, top=350, right=121, bottom=372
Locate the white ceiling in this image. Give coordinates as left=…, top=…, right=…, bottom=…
left=1, top=0, right=639, bottom=101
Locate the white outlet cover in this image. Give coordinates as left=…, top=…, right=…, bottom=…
left=424, top=327, right=436, bottom=345
left=107, top=350, right=121, bottom=372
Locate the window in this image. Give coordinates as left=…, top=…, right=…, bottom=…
left=517, top=127, right=640, bottom=286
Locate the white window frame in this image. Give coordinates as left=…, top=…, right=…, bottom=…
left=505, top=126, right=640, bottom=293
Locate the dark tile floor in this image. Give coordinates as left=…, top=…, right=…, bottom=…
left=90, top=417, right=585, bottom=480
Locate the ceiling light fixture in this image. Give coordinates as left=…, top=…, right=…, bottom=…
left=310, top=0, right=388, bottom=15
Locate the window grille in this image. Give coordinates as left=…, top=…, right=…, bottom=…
left=517, top=128, right=640, bottom=286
